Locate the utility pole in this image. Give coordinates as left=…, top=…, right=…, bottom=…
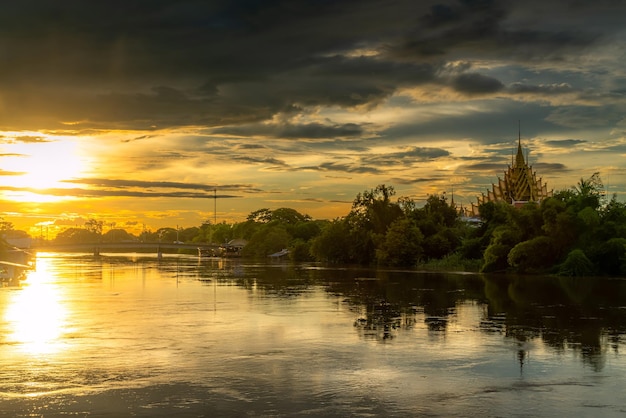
left=209, top=189, right=217, bottom=245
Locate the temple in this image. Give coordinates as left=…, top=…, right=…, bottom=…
left=469, top=133, right=553, bottom=217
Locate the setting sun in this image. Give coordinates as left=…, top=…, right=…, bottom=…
left=1, top=135, right=87, bottom=203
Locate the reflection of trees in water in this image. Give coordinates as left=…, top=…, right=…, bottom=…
left=483, top=274, right=626, bottom=371
left=185, top=258, right=626, bottom=368
left=331, top=271, right=485, bottom=340
left=353, top=299, right=404, bottom=340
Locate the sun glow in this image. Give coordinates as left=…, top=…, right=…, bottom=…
left=0, top=134, right=88, bottom=203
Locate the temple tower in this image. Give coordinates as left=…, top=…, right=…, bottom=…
left=471, top=131, right=552, bottom=216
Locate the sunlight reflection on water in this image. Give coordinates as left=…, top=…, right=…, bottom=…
left=3, top=257, right=68, bottom=356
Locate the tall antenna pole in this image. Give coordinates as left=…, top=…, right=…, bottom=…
left=214, top=188, right=217, bottom=226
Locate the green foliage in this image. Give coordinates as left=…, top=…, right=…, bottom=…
left=458, top=237, right=483, bottom=260
left=310, top=219, right=352, bottom=263
left=423, top=232, right=453, bottom=260
left=572, top=172, right=604, bottom=210
left=507, top=236, right=556, bottom=273
left=589, top=238, right=626, bottom=276
left=421, top=194, right=458, bottom=228
left=481, top=243, right=511, bottom=273
left=230, top=220, right=261, bottom=240
left=289, top=239, right=313, bottom=262
left=242, top=225, right=291, bottom=258
left=271, top=208, right=311, bottom=224
left=246, top=208, right=272, bottom=223
left=577, top=206, right=600, bottom=228
left=417, top=252, right=482, bottom=272
left=239, top=207, right=318, bottom=259
left=348, top=184, right=403, bottom=234
left=375, top=218, right=423, bottom=266
left=558, top=249, right=594, bottom=277
left=292, top=220, right=323, bottom=241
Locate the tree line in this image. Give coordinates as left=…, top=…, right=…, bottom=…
left=5, top=172, right=626, bottom=276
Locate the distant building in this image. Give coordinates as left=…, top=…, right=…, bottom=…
left=470, top=135, right=553, bottom=217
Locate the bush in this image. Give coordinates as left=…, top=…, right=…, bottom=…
left=507, top=236, right=556, bottom=273
left=558, top=249, right=594, bottom=277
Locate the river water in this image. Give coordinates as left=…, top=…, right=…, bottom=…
left=1, top=252, right=626, bottom=417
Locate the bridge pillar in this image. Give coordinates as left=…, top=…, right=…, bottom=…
left=157, top=245, right=162, bottom=260
left=94, top=247, right=100, bottom=257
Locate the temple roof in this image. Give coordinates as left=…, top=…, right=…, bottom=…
left=470, top=132, right=552, bottom=216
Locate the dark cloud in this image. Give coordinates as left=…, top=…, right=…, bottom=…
left=545, top=139, right=587, bottom=147
left=453, top=73, right=505, bottom=95
left=380, top=101, right=561, bottom=145
left=121, top=134, right=156, bottom=143
left=304, top=162, right=381, bottom=174
left=236, top=144, right=268, bottom=150
left=0, top=186, right=242, bottom=199
left=63, top=178, right=261, bottom=193
left=464, top=162, right=509, bottom=172
left=463, top=160, right=567, bottom=174
left=215, top=121, right=366, bottom=140
left=363, top=147, right=450, bottom=166
left=395, top=0, right=602, bottom=61
left=0, top=1, right=620, bottom=131
left=230, top=156, right=289, bottom=167
left=390, top=176, right=445, bottom=185
left=532, top=162, right=568, bottom=172
left=277, top=122, right=364, bottom=139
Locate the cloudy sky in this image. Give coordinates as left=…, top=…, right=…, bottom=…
left=1, top=0, right=625, bottom=236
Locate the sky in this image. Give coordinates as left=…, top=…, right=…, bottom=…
left=1, top=0, right=625, bottom=238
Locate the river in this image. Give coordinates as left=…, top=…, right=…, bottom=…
left=1, top=252, right=626, bottom=417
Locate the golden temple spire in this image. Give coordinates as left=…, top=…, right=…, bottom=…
left=514, top=121, right=525, bottom=168
left=470, top=123, right=553, bottom=217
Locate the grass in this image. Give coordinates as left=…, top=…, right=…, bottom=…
left=416, top=252, right=482, bottom=272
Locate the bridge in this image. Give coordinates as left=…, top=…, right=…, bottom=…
left=32, top=241, right=222, bottom=257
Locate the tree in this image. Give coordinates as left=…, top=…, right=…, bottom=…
left=0, top=218, right=14, bottom=232
left=507, top=236, right=557, bottom=273
left=242, top=225, right=291, bottom=258
left=481, top=225, right=523, bottom=273
left=103, top=229, right=136, bottom=242
left=589, top=238, right=626, bottom=276
left=558, top=249, right=594, bottom=277
left=271, top=208, right=310, bottom=224
left=421, top=194, right=458, bottom=228
left=572, top=172, right=604, bottom=210
left=349, top=184, right=402, bottom=234
left=246, top=208, right=272, bottom=223
left=376, top=218, right=423, bottom=266
left=310, top=220, right=352, bottom=263
left=85, top=219, right=104, bottom=235
left=55, top=227, right=99, bottom=244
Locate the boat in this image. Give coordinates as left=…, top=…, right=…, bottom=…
left=268, top=248, right=289, bottom=258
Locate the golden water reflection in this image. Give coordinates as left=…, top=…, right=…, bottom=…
left=3, top=257, right=68, bottom=355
